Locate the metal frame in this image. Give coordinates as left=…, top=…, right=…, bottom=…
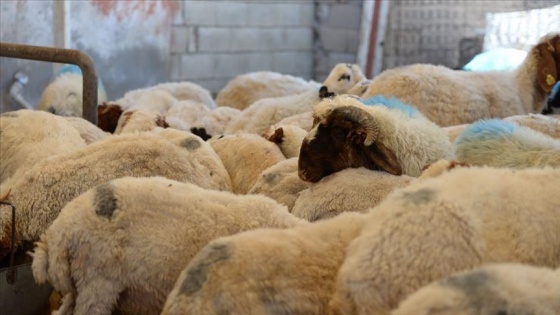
left=0, top=42, right=98, bottom=124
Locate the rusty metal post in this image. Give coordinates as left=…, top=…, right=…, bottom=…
left=0, top=42, right=98, bottom=124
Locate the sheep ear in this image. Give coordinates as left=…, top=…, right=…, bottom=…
left=97, top=103, right=123, bottom=133
left=537, top=42, right=558, bottom=93
left=267, top=127, right=284, bottom=144
left=156, top=115, right=169, bottom=128
left=363, top=141, right=403, bottom=176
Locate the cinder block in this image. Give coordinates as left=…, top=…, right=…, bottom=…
left=326, top=3, right=362, bottom=30
left=319, top=27, right=360, bottom=53
left=183, top=1, right=218, bottom=25
left=327, top=52, right=357, bottom=67
left=171, top=26, right=189, bottom=54
left=215, top=1, right=249, bottom=26
left=180, top=54, right=215, bottom=80
left=198, top=27, right=313, bottom=52
left=271, top=51, right=313, bottom=76
left=170, top=54, right=181, bottom=81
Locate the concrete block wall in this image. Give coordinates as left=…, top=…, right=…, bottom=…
left=172, top=1, right=316, bottom=96
left=314, top=1, right=364, bottom=82
left=382, top=0, right=559, bottom=70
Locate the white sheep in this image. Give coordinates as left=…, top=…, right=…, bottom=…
left=114, top=81, right=216, bottom=110
left=454, top=119, right=560, bottom=169
left=363, top=33, right=560, bottom=126
left=165, top=100, right=210, bottom=130
left=346, top=79, right=373, bottom=97
left=248, top=158, right=311, bottom=211
left=37, top=72, right=108, bottom=117
left=63, top=116, right=109, bottom=144
left=321, top=63, right=367, bottom=95
left=209, top=133, right=286, bottom=194
left=292, top=167, right=415, bottom=221
left=215, top=71, right=320, bottom=110
left=0, top=130, right=231, bottom=258
left=392, top=263, right=560, bottom=315
left=504, top=113, right=560, bottom=139
left=161, top=212, right=364, bottom=315
left=0, top=109, right=87, bottom=184
left=275, top=110, right=314, bottom=132
left=299, top=94, right=453, bottom=182
left=31, top=176, right=302, bottom=315
left=330, top=166, right=560, bottom=315
left=263, top=124, right=308, bottom=158
left=225, top=88, right=323, bottom=135
left=113, top=109, right=169, bottom=135
left=190, top=106, right=241, bottom=137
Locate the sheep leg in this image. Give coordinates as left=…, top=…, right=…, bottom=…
left=73, top=276, right=123, bottom=315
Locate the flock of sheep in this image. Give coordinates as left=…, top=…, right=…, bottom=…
left=0, top=32, right=559, bottom=314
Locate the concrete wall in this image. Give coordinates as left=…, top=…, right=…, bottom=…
left=171, top=0, right=316, bottom=95
left=382, top=0, right=559, bottom=70
left=314, top=1, right=364, bottom=82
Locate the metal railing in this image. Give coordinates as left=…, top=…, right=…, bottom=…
left=0, top=42, right=98, bottom=124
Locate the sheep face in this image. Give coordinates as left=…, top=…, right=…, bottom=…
left=537, top=34, right=560, bottom=93
left=321, top=64, right=366, bottom=96
left=298, top=106, right=402, bottom=182
left=97, top=103, right=123, bottom=133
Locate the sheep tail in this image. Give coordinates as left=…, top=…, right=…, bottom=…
left=30, top=238, right=74, bottom=295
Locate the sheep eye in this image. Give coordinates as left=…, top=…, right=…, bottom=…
left=338, top=74, right=351, bottom=81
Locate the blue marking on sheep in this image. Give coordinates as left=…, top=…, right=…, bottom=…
left=362, top=95, right=422, bottom=118
left=56, top=64, right=107, bottom=95
left=455, top=119, right=517, bottom=146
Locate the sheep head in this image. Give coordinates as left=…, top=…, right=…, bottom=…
left=321, top=63, right=366, bottom=96
left=97, top=103, right=123, bottom=133
left=536, top=33, right=560, bottom=93
left=298, top=104, right=402, bottom=182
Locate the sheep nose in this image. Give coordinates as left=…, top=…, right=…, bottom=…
left=319, top=86, right=330, bottom=99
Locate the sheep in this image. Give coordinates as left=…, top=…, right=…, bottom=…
left=0, top=130, right=231, bottom=258
left=321, top=63, right=367, bottom=95
left=161, top=212, right=364, bottom=315
left=292, top=167, right=415, bottom=221
left=392, top=263, right=560, bottom=315
left=504, top=113, right=560, bottom=139
left=215, top=71, right=320, bottom=110
left=417, top=159, right=470, bottom=180
left=330, top=166, right=560, bottom=315
left=209, top=133, right=286, bottom=194
left=165, top=100, right=210, bottom=130
left=298, top=94, right=453, bottom=182
left=263, top=124, right=308, bottom=158
left=362, top=33, right=560, bottom=127
left=443, top=124, right=470, bottom=143
left=347, top=79, right=373, bottom=97
left=63, top=116, right=109, bottom=144
left=31, top=176, right=303, bottom=315
left=37, top=67, right=108, bottom=117
left=225, top=88, right=324, bottom=135
left=248, top=158, right=311, bottom=211
left=113, top=109, right=169, bottom=134
left=190, top=106, right=241, bottom=137
left=454, top=119, right=560, bottom=169
left=114, top=81, right=216, bottom=110
left=0, top=109, right=87, bottom=184
left=275, top=110, right=314, bottom=132
left=97, top=103, right=124, bottom=133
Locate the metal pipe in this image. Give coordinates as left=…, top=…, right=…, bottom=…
left=8, top=71, right=34, bottom=110
left=0, top=42, right=98, bottom=124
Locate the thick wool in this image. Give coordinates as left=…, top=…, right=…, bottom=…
left=504, top=113, right=560, bottom=139
left=37, top=73, right=107, bottom=117
left=215, top=71, right=320, bottom=110
left=114, top=110, right=169, bottom=135
left=0, top=131, right=231, bottom=258
left=114, top=81, right=216, bottom=110
left=363, top=33, right=560, bottom=126
left=248, top=158, right=311, bottom=211
left=63, top=116, right=109, bottom=144
left=330, top=167, right=560, bottom=315
left=0, top=110, right=87, bottom=184
left=263, top=124, right=308, bottom=158
left=161, top=212, right=364, bottom=315
left=292, top=168, right=415, bottom=221
left=347, top=79, right=373, bottom=97
left=225, top=88, right=322, bottom=135
left=392, top=263, right=560, bottom=315
left=191, top=106, right=242, bottom=136
left=209, top=133, right=286, bottom=194
left=310, top=95, right=453, bottom=177
left=165, top=100, right=210, bottom=130
left=454, top=119, right=560, bottom=168
left=275, top=111, right=314, bottom=132
left=31, top=176, right=301, bottom=315
left=322, top=63, right=367, bottom=95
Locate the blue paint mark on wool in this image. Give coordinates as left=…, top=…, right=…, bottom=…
left=56, top=64, right=106, bottom=95
left=362, top=95, right=422, bottom=118
left=455, top=119, right=516, bottom=146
